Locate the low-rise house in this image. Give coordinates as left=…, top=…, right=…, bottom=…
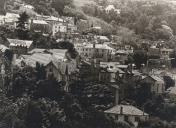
left=4, top=13, right=20, bottom=28
left=67, top=24, right=77, bottom=33
left=0, top=15, right=5, bottom=25
left=0, top=12, right=20, bottom=28
left=76, top=43, right=114, bottom=62
left=44, top=16, right=67, bottom=36
left=148, top=46, right=174, bottom=59
left=112, top=50, right=129, bottom=64
left=52, top=22, right=67, bottom=36
left=105, top=105, right=149, bottom=127
left=96, top=36, right=110, bottom=43
left=160, top=48, right=174, bottom=59
left=141, top=75, right=165, bottom=94
left=105, top=5, right=120, bottom=14
left=30, top=19, right=50, bottom=33
left=16, top=49, right=78, bottom=91
left=8, top=39, right=33, bottom=54
left=98, top=62, right=135, bottom=83
left=99, top=65, right=125, bottom=83
left=0, top=44, right=9, bottom=53
left=167, top=86, right=176, bottom=101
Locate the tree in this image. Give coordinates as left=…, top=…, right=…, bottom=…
left=70, top=82, right=114, bottom=111
left=163, top=76, right=175, bottom=90
left=4, top=49, right=13, bottom=71
left=134, top=14, right=149, bottom=34
left=0, top=0, right=6, bottom=15
left=133, top=50, right=148, bottom=69
left=16, top=12, right=29, bottom=40
left=58, top=41, right=78, bottom=59
left=52, top=0, right=74, bottom=16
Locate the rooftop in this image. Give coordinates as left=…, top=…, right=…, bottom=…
left=105, top=5, right=116, bottom=11
left=82, top=44, right=114, bottom=50
left=150, top=75, right=164, bottom=82
left=32, top=20, right=48, bottom=25
left=0, top=44, right=9, bottom=52
left=8, top=39, right=33, bottom=48
left=105, top=105, right=148, bottom=116
left=97, top=36, right=109, bottom=41
left=168, top=86, right=176, bottom=95
left=25, top=53, right=53, bottom=67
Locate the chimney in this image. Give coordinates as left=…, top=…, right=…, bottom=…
left=115, top=86, right=119, bottom=105
left=30, top=19, right=33, bottom=30
left=120, top=106, right=123, bottom=115
left=112, top=84, right=119, bottom=105
left=93, top=43, right=96, bottom=49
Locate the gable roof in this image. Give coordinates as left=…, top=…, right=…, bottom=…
left=25, top=53, right=52, bottom=67
left=8, top=39, right=33, bottom=48
left=97, top=36, right=109, bottom=41
left=32, top=20, right=48, bottom=25
left=150, top=75, right=164, bottom=82
left=28, top=48, right=46, bottom=54
left=105, top=105, right=148, bottom=116
left=45, top=16, right=59, bottom=21
left=0, top=44, right=9, bottom=52
left=83, top=44, right=114, bottom=50
left=168, top=86, right=176, bottom=95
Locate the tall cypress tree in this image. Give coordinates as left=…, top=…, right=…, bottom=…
left=16, top=12, right=29, bottom=40
left=0, top=0, right=6, bottom=15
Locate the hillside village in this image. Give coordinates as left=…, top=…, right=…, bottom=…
left=1, top=0, right=176, bottom=128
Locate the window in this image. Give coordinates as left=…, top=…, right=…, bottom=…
left=115, top=115, right=119, bottom=120
left=124, top=116, right=128, bottom=122
left=135, top=117, right=140, bottom=122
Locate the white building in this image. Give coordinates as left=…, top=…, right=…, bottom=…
left=52, top=23, right=67, bottom=35
left=76, top=43, right=114, bottom=61
left=99, top=62, right=125, bottom=83
left=105, top=5, right=120, bottom=14
left=1, top=13, right=20, bottom=28
left=8, top=39, right=33, bottom=54
left=45, top=16, right=67, bottom=36
left=105, top=105, right=149, bottom=127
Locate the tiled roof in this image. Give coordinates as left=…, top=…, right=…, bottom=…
left=97, top=36, right=109, bottom=41
left=8, top=39, right=33, bottom=48
left=0, top=44, right=9, bottom=52
left=32, top=20, right=48, bottom=25
left=106, top=67, right=125, bottom=73
left=83, top=44, right=114, bottom=50
left=28, top=48, right=46, bottom=54
left=45, top=16, right=61, bottom=22
left=105, top=105, right=148, bottom=116
left=150, top=75, right=164, bottom=82
left=48, top=49, right=67, bottom=54
left=25, top=53, right=52, bottom=67
left=21, top=49, right=67, bottom=67
left=169, top=86, right=176, bottom=95
left=116, top=65, right=128, bottom=69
